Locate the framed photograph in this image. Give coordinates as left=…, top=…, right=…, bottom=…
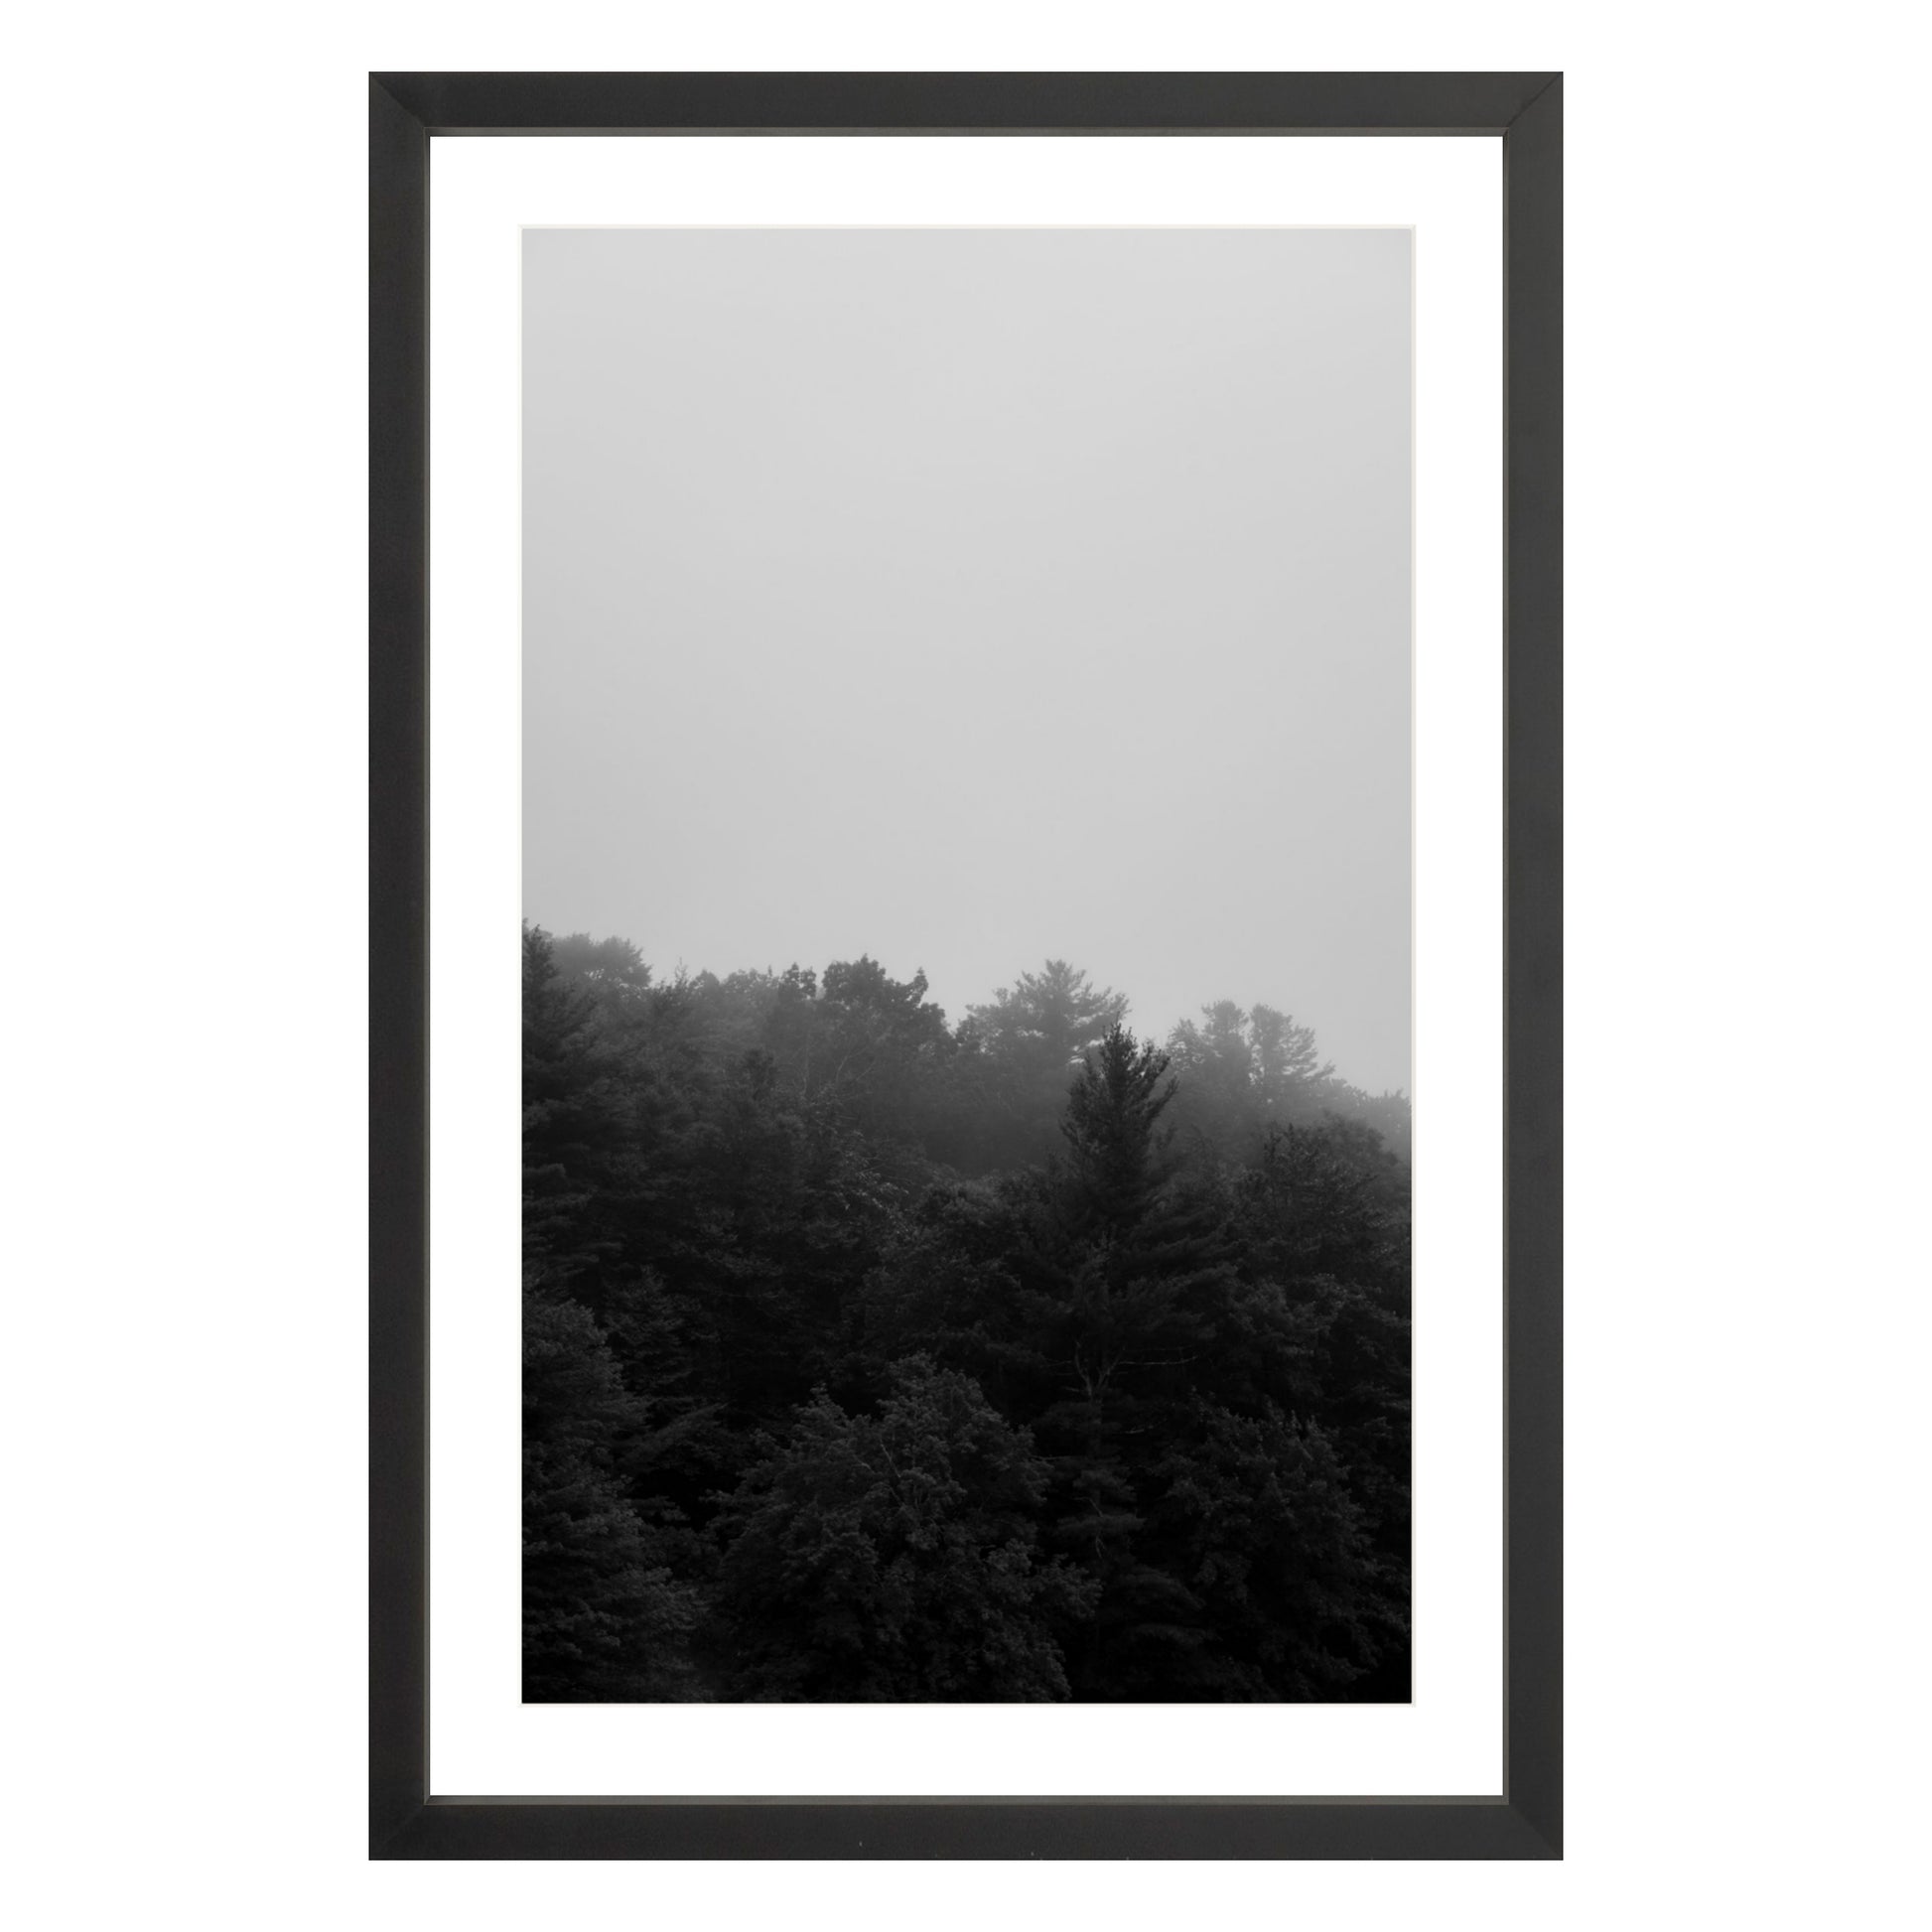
left=370, top=71, right=1561, bottom=1860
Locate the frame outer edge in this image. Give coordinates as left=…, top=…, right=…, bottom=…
left=368, top=69, right=1563, bottom=1861
left=380, top=1797, right=1556, bottom=1862
left=1503, top=74, right=1564, bottom=1857
left=370, top=69, right=1556, bottom=135
left=369, top=74, right=431, bottom=1856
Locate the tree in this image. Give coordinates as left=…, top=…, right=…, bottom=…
left=522, top=1290, right=700, bottom=1700
left=1144, top=1398, right=1388, bottom=1699
left=1059, top=1021, right=1179, bottom=1232
left=1325, top=1084, right=1413, bottom=1164
left=711, top=1357, right=1096, bottom=1700
left=1249, top=1003, right=1328, bottom=1099
left=967, top=958, right=1127, bottom=1073
left=550, top=930, right=654, bottom=1013
left=1233, top=1119, right=1414, bottom=1683
left=811, top=955, right=953, bottom=1150
left=516, top=921, right=1412, bottom=1703
left=1238, top=1117, right=1410, bottom=1301
left=855, top=1179, right=1051, bottom=1413
left=522, top=923, right=633, bottom=1292
left=962, top=960, right=1130, bottom=1170
left=1003, top=1026, right=1245, bottom=1695
left=1166, top=1000, right=1335, bottom=1159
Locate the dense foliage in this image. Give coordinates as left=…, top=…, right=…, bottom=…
left=523, top=924, right=1411, bottom=1703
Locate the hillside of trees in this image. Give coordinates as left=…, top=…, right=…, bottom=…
left=523, top=924, right=1412, bottom=1703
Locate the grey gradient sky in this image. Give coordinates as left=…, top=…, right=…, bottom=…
left=524, top=227, right=1412, bottom=1094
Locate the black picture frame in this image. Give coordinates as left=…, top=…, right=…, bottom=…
left=370, top=69, right=1562, bottom=1862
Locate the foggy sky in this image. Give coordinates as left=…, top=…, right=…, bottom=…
left=524, top=227, right=1412, bottom=1095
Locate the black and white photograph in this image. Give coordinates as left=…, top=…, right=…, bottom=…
left=521, top=226, right=1416, bottom=1703
left=14, top=5, right=1931, bottom=1906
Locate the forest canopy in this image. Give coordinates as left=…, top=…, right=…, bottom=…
left=523, top=923, right=1411, bottom=1703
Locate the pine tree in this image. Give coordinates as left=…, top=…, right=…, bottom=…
left=961, top=960, right=1129, bottom=1170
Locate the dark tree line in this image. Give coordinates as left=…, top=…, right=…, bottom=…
left=523, top=924, right=1411, bottom=1702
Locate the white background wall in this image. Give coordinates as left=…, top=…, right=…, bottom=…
left=6, top=2, right=1924, bottom=1925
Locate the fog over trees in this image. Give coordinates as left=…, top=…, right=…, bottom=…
left=523, top=227, right=1416, bottom=1102
left=524, top=923, right=1411, bottom=1702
